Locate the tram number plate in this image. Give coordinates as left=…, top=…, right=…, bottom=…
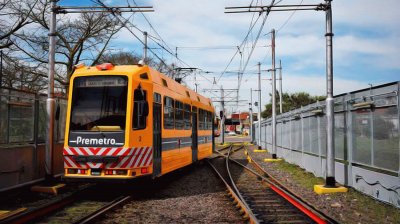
left=91, top=169, right=101, bottom=176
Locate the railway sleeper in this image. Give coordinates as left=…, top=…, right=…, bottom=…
left=257, top=215, right=313, bottom=224
left=244, top=198, right=285, bottom=204
left=250, top=203, right=297, bottom=208
left=251, top=207, right=299, bottom=213
left=256, top=212, right=310, bottom=219
left=241, top=191, right=278, bottom=197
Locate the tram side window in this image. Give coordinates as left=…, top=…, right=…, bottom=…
left=199, top=109, right=206, bottom=130
left=207, top=111, right=212, bottom=130
left=133, top=86, right=148, bottom=130
left=175, top=101, right=184, bottom=130
left=164, top=96, right=175, bottom=129
left=184, top=104, right=191, bottom=130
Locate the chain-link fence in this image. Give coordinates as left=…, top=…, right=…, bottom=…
left=0, top=87, right=67, bottom=145
left=255, top=81, right=400, bottom=208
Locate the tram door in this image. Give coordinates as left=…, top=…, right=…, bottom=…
left=152, top=94, right=162, bottom=177
left=192, top=106, right=198, bottom=163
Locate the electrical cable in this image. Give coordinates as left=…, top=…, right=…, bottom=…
left=276, top=0, right=304, bottom=33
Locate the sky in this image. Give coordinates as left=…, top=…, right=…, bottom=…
left=62, top=0, right=400, bottom=114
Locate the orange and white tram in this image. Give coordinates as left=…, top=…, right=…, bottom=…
left=63, top=63, right=215, bottom=180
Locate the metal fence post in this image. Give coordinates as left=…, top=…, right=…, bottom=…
left=33, top=94, right=40, bottom=176
left=397, top=82, right=400, bottom=177
left=345, top=93, right=353, bottom=186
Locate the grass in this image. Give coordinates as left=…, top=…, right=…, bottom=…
left=273, top=161, right=324, bottom=189
left=272, top=159, right=400, bottom=223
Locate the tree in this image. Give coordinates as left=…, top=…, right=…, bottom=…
left=99, top=51, right=179, bottom=78
left=12, top=0, right=123, bottom=90
left=99, top=51, right=141, bottom=65
left=261, top=91, right=326, bottom=118
left=0, top=0, right=37, bottom=49
left=1, top=53, right=47, bottom=91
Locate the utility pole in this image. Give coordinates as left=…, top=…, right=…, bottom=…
left=271, top=29, right=277, bottom=159
left=142, top=31, right=148, bottom=63
left=221, top=86, right=225, bottom=145
left=279, top=60, right=283, bottom=114
left=249, top=88, right=253, bottom=143
left=45, top=0, right=57, bottom=180
left=257, top=62, right=262, bottom=149
left=325, top=0, right=336, bottom=187
left=0, top=50, right=3, bottom=88
left=194, top=73, right=198, bottom=92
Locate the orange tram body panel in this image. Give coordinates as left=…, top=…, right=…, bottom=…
left=63, top=63, right=215, bottom=180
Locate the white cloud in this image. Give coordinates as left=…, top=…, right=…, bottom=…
left=61, top=0, right=400, bottom=113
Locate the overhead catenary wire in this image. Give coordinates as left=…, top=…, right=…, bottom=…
left=92, top=0, right=211, bottom=85
left=214, top=0, right=276, bottom=92
left=276, top=0, right=304, bottom=32
left=92, top=0, right=170, bottom=67
left=94, top=0, right=216, bottom=87
left=237, top=0, right=276, bottom=90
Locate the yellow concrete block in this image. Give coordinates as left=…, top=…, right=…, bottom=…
left=31, top=183, right=66, bottom=195
left=0, top=208, right=27, bottom=220
left=253, top=149, right=267, bottom=153
left=314, top=185, right=348, bottom=194
left=264, top=158, right=283, bottom=162
left=247, top=156, right=252, bottom=163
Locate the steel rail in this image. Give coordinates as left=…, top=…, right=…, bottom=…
left=239, top=146, right=339, bottom=224
left=206, top=157, right=258, bottom=223
left=73, top=195, right=132, bottom=224
left=0, top=185, right=93, bottom=224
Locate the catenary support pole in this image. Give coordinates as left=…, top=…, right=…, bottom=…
left=325, top=0, right=335, bottom=187
left=0, top=50, right=3, bottom=88
left=143, top=31, right=148, bottom=63
left=250, top=88, right=253, bottom=143
left=257, top=62, right=262, bottom=149
left=279, top=59, right=283, bottom=114
left=221, top=86, right=225, bottom=145
left=271, top=29, right=277, bottom=159
left=46, top=0, right=57, bottom=180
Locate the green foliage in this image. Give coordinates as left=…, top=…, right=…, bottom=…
left=261, top=91, right=326, bottom=118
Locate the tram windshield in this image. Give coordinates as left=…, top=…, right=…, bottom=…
left=69, top=76, right=128, bottom=131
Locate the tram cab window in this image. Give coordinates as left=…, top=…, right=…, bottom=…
left=133, top=86, right=148, bottom=130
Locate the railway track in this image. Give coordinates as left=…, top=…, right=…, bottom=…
left=209, top=143, right=337, bottom=224
left=1, top=184, right=132, bottom=224
left=215, top=143, right=244, bottom=156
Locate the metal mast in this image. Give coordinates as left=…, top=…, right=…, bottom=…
left=221, top=86, right=225, bottom=145
left=45, top=0, right=57, bottom=180
left=325, top=0, right=335, bottom=187
left=143, top=31, right=148, bottom=63
left=271, top=29, right=277, bottom=159
left=257, top=62, right=262, bottom=149
left=279, top=60, right=283, bottom=114
left=249, top=88, right=253, bottom=143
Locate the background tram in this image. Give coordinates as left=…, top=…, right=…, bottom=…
left=63, top=63, right=215, bottom=180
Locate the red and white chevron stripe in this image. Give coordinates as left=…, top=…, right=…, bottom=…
left=63, top=147, right=153, bottom=169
